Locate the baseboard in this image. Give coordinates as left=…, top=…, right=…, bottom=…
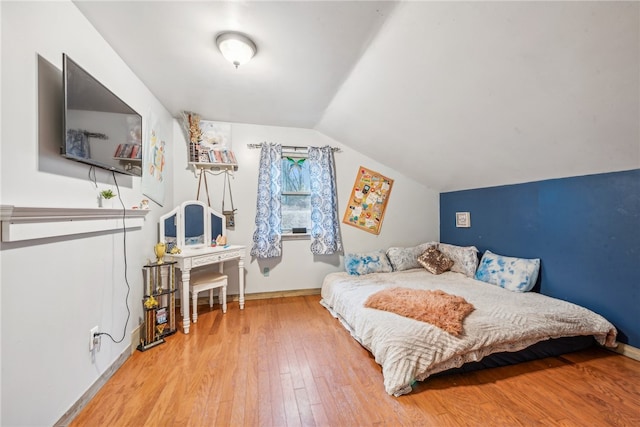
left=183, top=288, right=322, bottom=307
left=54, top=347, right=131, bottom=426
left=232, top=288, right=321, bottom=301
left=609, top=342, right=640, bottom=361
left=130, top=324, right=142, bottom=354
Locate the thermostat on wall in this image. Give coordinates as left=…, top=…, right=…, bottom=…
left=456, top=212, right=471, bottom=228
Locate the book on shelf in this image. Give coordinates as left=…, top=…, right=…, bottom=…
left=198, top=150, right=211, bottom=163
left=227, top=150, right=237, bottom=164
left=207, top=149, right=237, bottom=164
left=213, top=149, right=224, bottom=163
left=190, top=147, right=237, bottom=166
left=189, top=142, right=200, bottom=163
left=114, top=144, right=124, bottom=158
left=221, top=150, right=230, bottom=163
left=117, top=144, right=129, bottom=158
left=130, top=144, right=140, bottom=159
left=122, top=144, right=134, bottom=158
left=207, top=150, right=218, bottom=163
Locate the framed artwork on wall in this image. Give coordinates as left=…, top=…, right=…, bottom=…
left=342, top=166, right=393, bottom=235
left=456, top=212, right=471, bottom=228
left=198, top=120, right=231, bottom=150
left=142, top=112, right=166, bottom=206
left=181, top=112, right=235, bottom=166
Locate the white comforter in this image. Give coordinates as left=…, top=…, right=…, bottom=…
left=320, top=269, right=617, bottom=396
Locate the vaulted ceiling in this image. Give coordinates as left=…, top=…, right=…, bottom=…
left=74, top=1, right=639, bottom=192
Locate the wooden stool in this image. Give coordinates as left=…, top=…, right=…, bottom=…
left=188, top=271, right=227, bottom=323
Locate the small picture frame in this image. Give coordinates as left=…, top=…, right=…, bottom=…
left=456, top=212, right=471, bottom=228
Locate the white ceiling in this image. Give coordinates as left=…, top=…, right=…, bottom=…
left=74, top=1, right=640, bottom=192
left=73, top=0, right=396, bottom=129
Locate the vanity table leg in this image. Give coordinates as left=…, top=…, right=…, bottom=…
left=181, top=268, right=191, bottom=334
left=238, top=255, right=245, bottom=309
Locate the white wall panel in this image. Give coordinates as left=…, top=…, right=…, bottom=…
left=0, top=2, right=174, bottom=425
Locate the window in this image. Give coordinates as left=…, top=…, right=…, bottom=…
left=281, top=154, right=311, bottom=234
left=251, top=143, right=342, bottom=258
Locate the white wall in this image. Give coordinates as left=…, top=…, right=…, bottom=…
left=173, top=122, right=440, bottom=296
left=0, top=3, right=4, bottom=422
left=1, top=2, right=438, bottom=425
left=1, top=2, right=174, bottom=425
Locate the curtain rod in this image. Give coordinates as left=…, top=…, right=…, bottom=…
left=247, top=142, right=341, bottom=153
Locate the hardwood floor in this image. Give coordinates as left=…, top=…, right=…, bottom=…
left=71, top=295, right=640, bottom=426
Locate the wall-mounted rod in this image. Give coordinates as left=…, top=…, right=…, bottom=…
left=247, top=142, right=341, bottom=153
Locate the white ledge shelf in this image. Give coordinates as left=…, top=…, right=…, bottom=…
left=0, top=205, right=150, bottom=242
left=189, top=162, right=238, bottom=171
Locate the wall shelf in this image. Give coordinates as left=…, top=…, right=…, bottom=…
left=0, top=205, right=150, bottom=242
left=189, top=162, right=237, bottom=171
left=114, top=157, right=142, bottom=162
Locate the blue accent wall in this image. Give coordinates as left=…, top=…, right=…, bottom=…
left=440, top=169, right=640, bottom=347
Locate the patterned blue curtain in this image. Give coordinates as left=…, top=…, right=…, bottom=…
left=250, top=143, right=283, bottom=258
left=308, top=146, right=343, bottom=255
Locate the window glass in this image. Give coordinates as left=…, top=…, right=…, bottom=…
left=281, top=156, right=311, bottom=232
left=282, top=156, right=310, bottom=192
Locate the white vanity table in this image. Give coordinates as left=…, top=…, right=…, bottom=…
left=159, top=201, right=246, bottom=334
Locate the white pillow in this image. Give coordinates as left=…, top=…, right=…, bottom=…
left=386, top=242, right=437, bottom=271
left=475, top=250, right=540, bottom=292
left=437, top=243, right=479, bottom=278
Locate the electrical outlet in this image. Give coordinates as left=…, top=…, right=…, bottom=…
left=89, top=326, right=99, bottom=351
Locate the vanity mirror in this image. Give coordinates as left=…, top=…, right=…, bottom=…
left=159, top=200, right=225, bottom=251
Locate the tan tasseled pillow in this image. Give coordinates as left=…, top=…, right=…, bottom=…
left=417, top=247, right=454, bottom=275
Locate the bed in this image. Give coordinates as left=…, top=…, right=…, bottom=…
left=320, top=266, right=617, bottom=396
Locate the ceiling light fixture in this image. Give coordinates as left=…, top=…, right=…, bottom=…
left=216, top=31, right=257, bottom=69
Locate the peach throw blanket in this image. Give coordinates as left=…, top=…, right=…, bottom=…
left=364, top=287, right=475, bottom=336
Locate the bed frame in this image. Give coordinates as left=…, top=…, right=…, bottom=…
left=435, top=335, right=595, bottom=377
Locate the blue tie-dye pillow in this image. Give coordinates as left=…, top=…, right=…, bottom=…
left=345, top=250, right=393, bottom=275
left=475, top=250, right=540, bottom=292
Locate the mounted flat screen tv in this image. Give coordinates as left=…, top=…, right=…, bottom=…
left=62, top=54, right=142, bottom=176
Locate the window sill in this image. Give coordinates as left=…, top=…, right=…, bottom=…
left=281, top=233, right=310, bottom=241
